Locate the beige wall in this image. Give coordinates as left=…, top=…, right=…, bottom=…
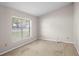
left=0, top=5, right=38, bottom=53
left=73, top=2, right=79, bottom=54
left=38, top=4, right=73, bottom=43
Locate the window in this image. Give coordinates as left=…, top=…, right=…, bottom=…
left=12, top=16, right=31, bottom=42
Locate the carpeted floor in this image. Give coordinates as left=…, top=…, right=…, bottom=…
left=2, top=39, right=78, bottom=56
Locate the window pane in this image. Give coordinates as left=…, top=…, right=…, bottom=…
left=12, top=17, right=22, bottom=42
left=11, top=16, right=30, bottom=42
left=22, top=19, right=30, bottom=39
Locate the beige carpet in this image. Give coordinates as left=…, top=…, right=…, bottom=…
left=2, top=39, right=78, bottom=56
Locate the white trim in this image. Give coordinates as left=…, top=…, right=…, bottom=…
left=74, top=43, right=79, bottom=55
left=0, top=38, right=37, bottom=55
left=39, top=37, right=73, bottom=44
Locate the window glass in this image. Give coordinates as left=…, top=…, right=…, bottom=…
left=12, top=16, right=30, bottom=42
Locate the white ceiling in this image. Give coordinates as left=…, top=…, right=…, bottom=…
left=0, top=2, right=72, bottom=16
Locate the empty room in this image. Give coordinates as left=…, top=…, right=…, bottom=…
left=0, top=2, right=79, bottom=56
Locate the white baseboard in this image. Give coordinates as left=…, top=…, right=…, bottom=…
left=0, top=38, right=37, bottom=55
left=74, top=43, right=79, bottom=55
left=39, top=37, right=73, bottom=44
